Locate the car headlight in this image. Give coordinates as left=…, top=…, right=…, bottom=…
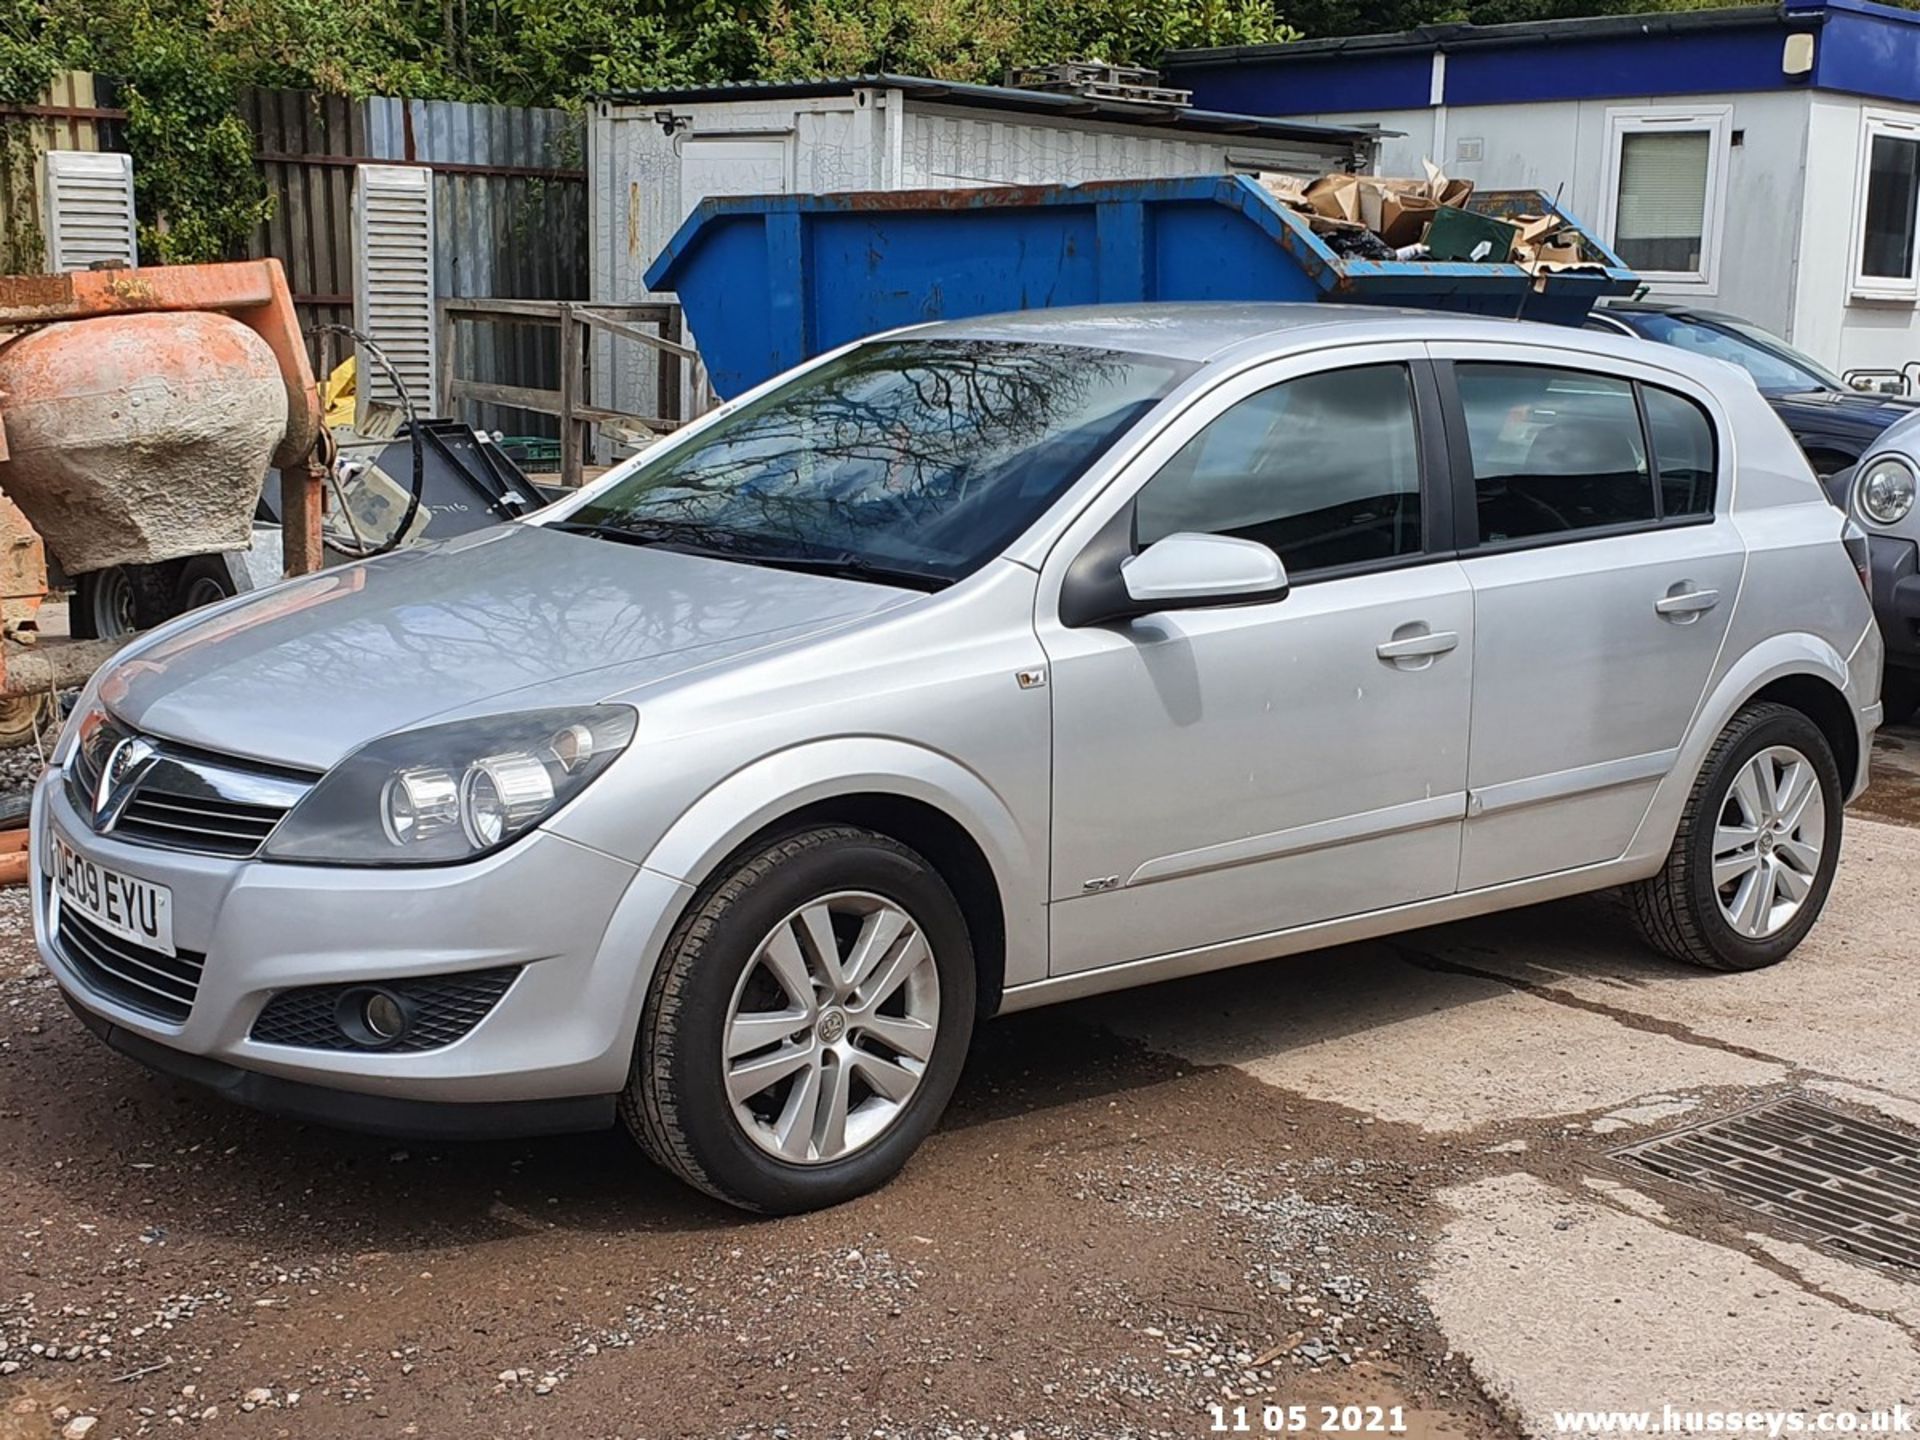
left=1856, top=456, right=1917, bottom=526
left=51, top=668, right=111, bottom=768
left=264, top=706, right=637, bottom=865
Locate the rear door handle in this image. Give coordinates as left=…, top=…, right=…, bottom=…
left=1376, top=630, right=1460, bottom=662
left=1655, top=587, right=1720, bottom=619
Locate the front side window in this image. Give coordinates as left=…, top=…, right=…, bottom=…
left=1858, top=119, right=1920, bottom=294
left=1458, top=365, right=1653, bottom=542
left=565, top=339, right=1190, bottom=587
left=1134, top=364, right=1423, bottom=576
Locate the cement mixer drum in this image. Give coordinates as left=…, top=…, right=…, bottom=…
left=0, top=309, right=288, bottom=574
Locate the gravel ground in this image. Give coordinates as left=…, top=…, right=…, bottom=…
left=1, top=731, right=1916, bottom=1440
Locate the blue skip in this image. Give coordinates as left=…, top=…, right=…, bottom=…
left=645, top=173, right=1639, bottom=399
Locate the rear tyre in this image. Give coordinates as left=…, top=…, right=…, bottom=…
left=70, top=564, right=175, bottom=640
left=1627, top=703, right=1842, bottom=972
left=1882, top=669, right=1920, bottom=727
left=621, top=825, right=975, bottom=1214
left=173, top=556, right=238, bottom=614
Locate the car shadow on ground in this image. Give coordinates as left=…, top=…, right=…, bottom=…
left=30, top=889, right=1696, bottom=1251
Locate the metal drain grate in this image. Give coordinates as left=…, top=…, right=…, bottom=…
left=1614, top=1095, right=1920, bottom=1274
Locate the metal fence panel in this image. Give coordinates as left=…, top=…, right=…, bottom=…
left=363, top=96, right=587, bottom=438
left=0, top=72, right=122, bottom=276
left=240, top=87, right=360, bottom=379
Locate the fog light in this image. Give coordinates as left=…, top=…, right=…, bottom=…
left=363, top=991, right=407, bottom=1042
left=334, top=987, right=414, bottom=1048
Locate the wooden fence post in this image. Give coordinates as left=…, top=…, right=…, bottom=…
left=557, top=302, right=580, bottom=487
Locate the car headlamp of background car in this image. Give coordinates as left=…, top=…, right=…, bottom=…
left=262, top=705, right=637, bottom=865
left=1856, top=456, right=1918, bottom=527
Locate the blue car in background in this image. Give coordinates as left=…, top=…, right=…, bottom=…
left=1588, top=303, right=1918, bottom=480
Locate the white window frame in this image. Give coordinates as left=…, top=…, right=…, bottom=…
left=1849, top=108, right=1920, bottom=303
left=1598, top=106, right=1731, bottom=292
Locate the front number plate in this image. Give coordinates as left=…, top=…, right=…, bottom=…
left=51, top=829, right=175, bottom=957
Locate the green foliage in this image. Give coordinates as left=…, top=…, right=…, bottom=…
left=116, top=33, right=271, bottom=262
left=0, top=0, right=1821, bottom=273
left=753, top=0, right=1293, bottom=86
left=0, top=0, right=60, bottom=104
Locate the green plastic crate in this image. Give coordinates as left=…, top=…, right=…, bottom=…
left=1425, top=206, right=1519, bottom=264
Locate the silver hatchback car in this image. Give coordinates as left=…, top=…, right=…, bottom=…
left=34, top=305, right=1881, bottom=1213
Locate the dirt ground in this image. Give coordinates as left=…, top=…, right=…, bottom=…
left=4, top=726, right=1920, bottom=1440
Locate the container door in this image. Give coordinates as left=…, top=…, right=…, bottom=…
left=678, top=136, right=791, bottom=216
left=1038, top=348, right=1474, bottom=976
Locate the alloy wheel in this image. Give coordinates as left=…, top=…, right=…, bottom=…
left=722, top=891, right=940, bottom=1165
left=1712, top=744, right=1827, bottom=940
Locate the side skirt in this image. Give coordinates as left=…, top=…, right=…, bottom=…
left=996, top=854, right=1658, bottom=1015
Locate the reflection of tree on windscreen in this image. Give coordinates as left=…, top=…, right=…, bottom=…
left=572, top=340, right=1187, bottom=583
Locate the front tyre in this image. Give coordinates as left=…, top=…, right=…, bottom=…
left=621, top=825, right=975, bottom=1214
left=1627, top=703, right=1843, bottom=971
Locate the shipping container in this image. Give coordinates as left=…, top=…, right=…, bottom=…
left=588, top=75, right=1384, bottom=429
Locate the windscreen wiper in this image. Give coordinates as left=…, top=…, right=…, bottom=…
left=547, top=519, right=949, bottom=591
left=736, top=550, right=951, bottom=592
left=544, top=517, right=751, bottom=551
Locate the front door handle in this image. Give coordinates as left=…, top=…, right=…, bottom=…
left=1655, top=586, right=1720, bottom=621
left=1376, top=628, right=1460, bottom=667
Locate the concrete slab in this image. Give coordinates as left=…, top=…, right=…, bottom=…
left=1404, top=817, right=1920, bottom=1116
left=1424, top=1174, right=1920, bottom=1434
left=1082, top=944, right=1782, bottom=1132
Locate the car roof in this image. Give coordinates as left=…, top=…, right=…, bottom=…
left=1599, top=300, right=1744, bottom=324
left=905, top=302, right=1751, bottom=386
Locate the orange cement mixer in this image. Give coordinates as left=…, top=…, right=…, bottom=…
left=0, top=260, right=327, bottom=704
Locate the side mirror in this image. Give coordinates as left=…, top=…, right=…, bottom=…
left=1122, top=532, right=1290, bottom=608
left=1060, top=525, right=1289, bottom=627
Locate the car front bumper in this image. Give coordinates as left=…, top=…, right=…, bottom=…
left=32, top=769, right=693, bottom=1132
left=1870, top=534, right=1920, bottom=673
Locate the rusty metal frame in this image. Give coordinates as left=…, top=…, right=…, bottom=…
left=0, top=259, right=327, bottom=577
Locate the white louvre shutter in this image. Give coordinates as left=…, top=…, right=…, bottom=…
left=352, top=164, right=437, bottom=424
left=43, top=151, right=138, bottom=272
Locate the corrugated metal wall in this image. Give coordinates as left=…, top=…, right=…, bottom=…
left=240, top=88, right=361, bottom=378
left=241, top=87, right=587, bottom=436
left=589, top=87, right=1367, bottom=429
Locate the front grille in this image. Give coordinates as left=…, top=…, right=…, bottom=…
left=114, top=791, right=289, bottom=856
left=53, top=897, right=206, bottom=1023
left=65, top=715, right=314, bottom=860
left=250, top=968, right=521, bottom=1052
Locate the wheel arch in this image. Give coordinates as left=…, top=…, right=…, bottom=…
left=637, top=739, right=1046, bottom=1019
left=1629, top=635, right=1865, bottom=866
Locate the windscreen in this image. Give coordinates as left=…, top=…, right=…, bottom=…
left=1626, top=312, right=1846, bottom=394
left=564, top=339, right=1192, bottom=587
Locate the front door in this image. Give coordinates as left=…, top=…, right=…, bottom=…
left=1038, top=350, right=1475, bottom=976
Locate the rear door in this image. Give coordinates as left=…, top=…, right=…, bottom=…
left=1430, top=343, right=1745, bottom=890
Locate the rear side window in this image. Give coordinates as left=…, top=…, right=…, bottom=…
left=1134, top=364, right=1423, bottom=576
left=1456, top=364, right=1717, bottom=544
left=1642, top=385, right=1716, bottom=518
